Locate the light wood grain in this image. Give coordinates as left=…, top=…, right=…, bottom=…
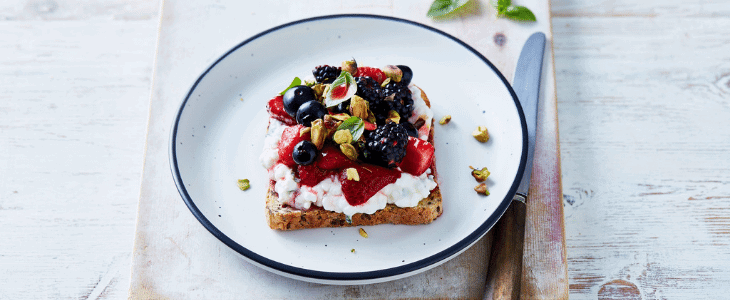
left=552, top=0, right=730, bottom=298
left=0, top=1, right=159, bottom=299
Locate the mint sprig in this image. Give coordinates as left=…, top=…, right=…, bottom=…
left=495, top=0, right=536, bottom=22
left=336, top=116, right=365, bottom=141
left=426, top=0, right=469, bottom=18
left=279, top=77, right=301, bottom=96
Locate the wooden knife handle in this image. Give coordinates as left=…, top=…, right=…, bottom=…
left=484, top=201, right=527, bottom=300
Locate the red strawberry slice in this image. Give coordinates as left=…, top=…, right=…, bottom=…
left=357, top=67, right=387, bottom=84
left=267, top=95, right=297, bottom=125
left=340, top=164, right=401, bottom=206
left=277, top=125, right=310, bottom=167
left=399, top=137, right=435, bottom=176
left=297, top=164, right=338, bottom=187
left=315, top=145, right=355, bottom=170
left=363, top=120, right=377, bottom=131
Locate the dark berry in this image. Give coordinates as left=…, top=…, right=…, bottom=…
left=329, top=100, right=350, bottom=114
left=397, top=65, right=413, bottom=86
left=362, top=121, right=409, bottom=168
left=292, top=140, right=317, bottom=165
left=355, top=76, right=382, bottom=102
left=283, top=85, right=317, bottom=117
left=383, top=82, right=414, bottom=119
left=296, top=100, right=327, bottom=127
left=313, top=65, right=341, bottom=84
left=401, top=122, right=418, bottom=138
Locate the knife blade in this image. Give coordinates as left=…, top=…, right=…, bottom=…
left=484, top=32, right=546, bottom=300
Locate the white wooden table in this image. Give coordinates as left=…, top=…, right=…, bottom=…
left=1, top=0, right=729, bottom=299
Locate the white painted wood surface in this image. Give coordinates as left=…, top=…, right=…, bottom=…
left=2, top=0, right=729, bottom=299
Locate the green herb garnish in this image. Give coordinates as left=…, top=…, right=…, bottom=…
left=426, top=0, right=469, bottom=18
left=336, top=116, right=365, bottom=141
left=495, top=0, right=536, bottom=22
left=279, top=77, right=301, bottom=96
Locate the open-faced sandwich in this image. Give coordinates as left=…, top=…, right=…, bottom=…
left=259, top=60, right=441, bottom=230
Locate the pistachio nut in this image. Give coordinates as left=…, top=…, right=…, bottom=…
left=349, top=95, right=369, bottom=119
left=237, top=179, right=250, bottom=191
left=470, top=167, right=490, bottom=182
left=341, top=59, right=358, bottom=76
left=346, top=167, right=360, bottom=181
left=387, top=110, right=401, bottom=124
left=333, top=129, right=353, bottom=145
left=472, top=126, right=490, bottom=143
left=340, top=143, right=358, bottom=161
left=381, top=65, right=403, bottom=82
left=439, top=115, right=452, bottom=125
left=310, top=119, right=326, bottom=149
left=474, top=183, right=489, bottom=196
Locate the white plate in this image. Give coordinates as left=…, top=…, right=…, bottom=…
left=170, top=14, right=527, bottom=285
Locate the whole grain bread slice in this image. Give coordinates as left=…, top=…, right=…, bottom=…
left=265, top=86, right=441, bottom=230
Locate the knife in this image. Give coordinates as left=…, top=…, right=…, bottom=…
left=484, top=32, right=546, bottom=300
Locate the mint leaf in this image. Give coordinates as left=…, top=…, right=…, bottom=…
left=324, top=71, right=357, bottom=107
left=279, top=77, right=301, bottom=95
left=496, top=0, right=511, bottom=13
left=427, top=0, right=470, bottom=18
left=336, top=116, right=365, bottom=141
left=502, top=6, right=536, bottom=22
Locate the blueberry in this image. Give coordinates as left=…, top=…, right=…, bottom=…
left=292, top=140, right=317, bottom=165
left=330, top=100, right=350, bottom=114
left=397, top=65, right=413, bottom=86
left=283, top=85, right=316, bottom=117
left=296, top=100, right=327, bottom=127
left=402, top=121, right=418, bottom=138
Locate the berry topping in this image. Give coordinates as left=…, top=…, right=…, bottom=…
left=362, top=121, right=409, bottom=168
left=267, top=95, right=297, bottom=125
left=313, top=65, right=341, bottom=84
left=357, top=66, right=387, bottom=84
left=277, top=125, right=310, bottom=167
left=283, top=85, right=317, bottom=117
left=297, top=164, right=338, bottom=187
left=399, top=137, right=435, bottom=176
left=340, top=164, right=401, bottom=206
left=397, top=65, right=413, bottom=86
left=383, top=82, right=414, bottom=119
left=295, top=100, right=327, bottom=127
left=401, top=121, right=418, bottom=138
left=292, top=140, right=317, bottom=165
left=315, top=145, right=355, bottom=170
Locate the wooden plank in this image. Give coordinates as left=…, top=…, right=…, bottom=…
left=0, top=1, right=160, bottom=299
left=552, top=12, right=730, bottom=299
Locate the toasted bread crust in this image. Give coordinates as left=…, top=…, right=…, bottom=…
left=265, top=86, right=441, bottom=230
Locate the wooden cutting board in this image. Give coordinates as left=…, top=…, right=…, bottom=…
left=128, top=0, right=565, bottom=298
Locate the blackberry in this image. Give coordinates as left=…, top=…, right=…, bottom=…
left=313, top=65, right=341, bottom=84
left=362, top=122, right=409, bottom=168
left=383, top=82, right=414, bottom=119
left=356, top=76, right=391, bottom=124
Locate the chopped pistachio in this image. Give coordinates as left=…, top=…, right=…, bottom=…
left=359, top=228, right=368, bottom=238
left=299, top=127, right=311, bottom=137
left=340, top=144, right=358, bottom=161
left=471, top=167, right=490, bottom=182
left=303, top=78, right=316, bottom=87
left=387, top=110, right=401, bottom=124
left=349, top=95, right=369, bottom=119
left=341, top=59, right=358, bottom=75
left=237, top=179, right=250, bottom=191
left=310, top=119, right=326, bottom=149
left=333, top=129, right=353, bottom=144
left=439, top=115, right=452, bottom=125
left=351, top=248, right=356, bottom=253
left=472, top=126, right=490, bottom=142
left=346, top=168, right=360, bottom=181
left=475, top=183, right=489, bottom=196
left=380, top=77, right=391, bottom=87
left=311, top=83, right=327, bottom=100
left=381, top=65, right=403, bottom=82
left=329, top=113, right=351, bottom=121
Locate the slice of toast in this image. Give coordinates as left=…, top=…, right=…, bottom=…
left=265, top=87, right=441, bottom=230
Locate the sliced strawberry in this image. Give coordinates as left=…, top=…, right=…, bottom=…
left=399, top=137, right=435, bottom=176
left=297, top=164, right=337, bottom=187
left=277, top=125, right=310, bottom=167
left=357, top=67, right=387, bottom=84
left=267, top=95, right=297, bottom=125
left=315, top=145, right=355, bottom=170
left=363, top=120, right=377, bottom=131
left=340, top=164, right=401, bottom=206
